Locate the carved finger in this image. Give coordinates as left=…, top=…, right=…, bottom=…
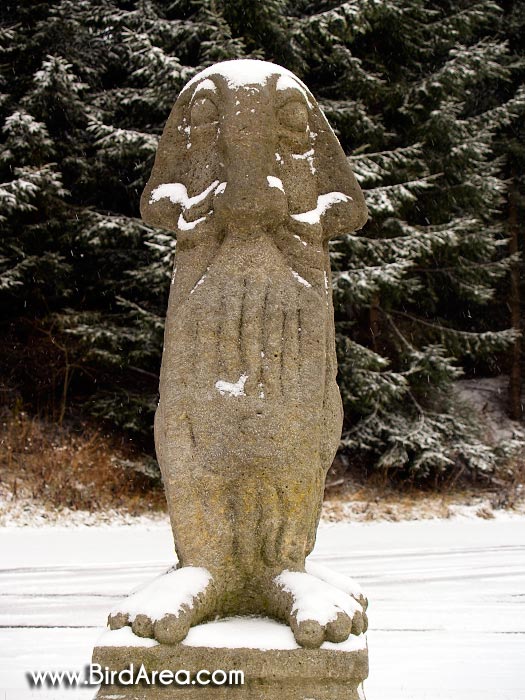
left=260, top=484, right=282, bottom=567
left=170, top=308, right=198, bottom=388
left=195, top=296, right=220, bottom=389
left=219, top=277, right=243, bottom=381
left=297, top=296, right=325, bottom=403
left=262, top=284, right=283, bottom=400
left=281, top=288, right=300, bottom=398
left=241, top=275, right=265, bottom=396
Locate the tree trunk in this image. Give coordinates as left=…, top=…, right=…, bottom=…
left=508, top=178, right=522, bottom=420
left=370, top=292, right=381, bottom=353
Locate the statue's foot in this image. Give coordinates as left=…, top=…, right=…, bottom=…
left=269, top=565, right=368, bottom=649
left=107, top=566, right=217, bottom=644
left=305, top=560, right=368, bottom=612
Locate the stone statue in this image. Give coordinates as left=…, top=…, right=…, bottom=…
left=108, top=59, right=368, bottom=650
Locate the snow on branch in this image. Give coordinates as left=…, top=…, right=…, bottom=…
left=408, top=40, right=511, bottom=104
left=88, top=120, right=159, bottom=157
left=334, top=260, right=414, bottom=303
left=364, top=177, right=435, bottom=218
left=388, top=309, right=518, bottom=355
left=348, top=144, right=425, bottom=187
left=0, top=165, right=67, bottom=221
left=121, top=29, right=186, bottom=86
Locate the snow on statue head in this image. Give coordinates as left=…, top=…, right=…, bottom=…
left=110, top=59, right=368, bottom=649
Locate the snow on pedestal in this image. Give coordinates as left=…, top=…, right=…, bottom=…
left=93, top=616, right=368, bottom=700
left=97, top=615, right=367, bottom=653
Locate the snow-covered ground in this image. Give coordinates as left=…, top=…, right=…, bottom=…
left=456, top=375, right=524, bottom=444
left=1, top=518, right=524, bottom=699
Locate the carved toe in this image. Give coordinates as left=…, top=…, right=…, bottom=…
left=325, top=611, right=352, bottom=643
left=291, top=618, right=325, bottom=649
left=108, top=611, right=129, bottom=630
left=154, top=613, right=191, bottom=645
left=132, top=614, right=155, bottom=638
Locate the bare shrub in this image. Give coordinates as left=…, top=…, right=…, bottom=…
left=0, top=409, right=165, bottom=513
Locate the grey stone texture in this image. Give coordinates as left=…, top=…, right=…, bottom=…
left=107, top=59, right=368, bottom=651
left=93, top=637, right=368, bottom=700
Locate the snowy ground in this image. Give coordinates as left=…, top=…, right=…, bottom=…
left=1, top=518, right=525, bottom=700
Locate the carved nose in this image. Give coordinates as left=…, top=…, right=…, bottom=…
left=214, top=174, right=287, bottom=229
left=215, top=126, right=287, bottom=228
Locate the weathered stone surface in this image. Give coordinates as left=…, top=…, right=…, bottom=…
left=94, top=618, right=368, bottom=700
left=107, top=59, right=368, bottom=649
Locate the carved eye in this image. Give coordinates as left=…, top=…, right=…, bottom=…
left=191, top=97, right=219, bottom=128
left=278, top=100, right=309, bottom=132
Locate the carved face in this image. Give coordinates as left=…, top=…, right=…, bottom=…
left=141, top=60, right=367, bottom=303
left=142, top=60, right=366, bottom=235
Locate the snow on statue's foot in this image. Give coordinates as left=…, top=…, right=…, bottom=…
left=305, top=560, right=368, bottom=613
left=273, top=569, right=367, bottom=649
left=107, top=566, right=216, bottom=644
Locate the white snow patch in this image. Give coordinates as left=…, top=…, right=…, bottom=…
left=292, top=148, right=314, bottom=160
left=455, top=375, right=525, bottom=443
left=182, top=60, right=312, bottom=104
left=150, top=180, right=222, bottom=231
left=267, top=175, right=284, bottom=192
left=150, top=182, right=186, bottom=205
left=178, top=213, right=206, bottom=231
left=291, top=270, right=311, bottom=288
left=293, top=234, right=308, bottom=247
left=305, top=560, right=365, bottom=605
left=292, top=148, right=316, bottom=175
left=215, top=181, right=227, bottom=195
left=150, top=180, right=219, bottom=210
left=182, top=616, right=365, bottom=651
left=98, top=626, right=158, bottom=648
left=190, top=267, right=209, bottom=294
left=192, top=78, right=217, bottom=94
left=4, top=520, right=525, bottom=700
left=275, top=152, right=283, bottom=163
left=291, top=192, right=351, bottom=225
left=276, top=74, right=302, bottom=92
left=110, top=567, right=212, bottom=624
left=275, top=570, right=361, bottom=625
left=215, top=373, right=248, bottom=397
left=275, top=74, right=311, bottom=105
left=97, top=616, right=365, bottom=652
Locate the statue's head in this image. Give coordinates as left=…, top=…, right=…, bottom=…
left=141, top=59, right=367, bottom=242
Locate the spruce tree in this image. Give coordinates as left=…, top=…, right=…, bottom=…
left=290, top=0, right=525, bottom=478
left=1, top=0, right=523, bottom=479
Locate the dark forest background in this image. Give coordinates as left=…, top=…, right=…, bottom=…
left=1, top=0, right=524, bottom=487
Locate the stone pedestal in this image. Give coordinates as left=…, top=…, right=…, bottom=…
left=93, top=618, right=368, bottom=700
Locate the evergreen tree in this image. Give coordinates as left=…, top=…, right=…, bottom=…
left=497, top=0, right=525, bottom=420
left=290, top=0, right=525, bottom=478
left=1, top=0, right=523, bottom=479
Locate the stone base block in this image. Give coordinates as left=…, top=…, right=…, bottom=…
left=93, top=618, right=368, bottom=700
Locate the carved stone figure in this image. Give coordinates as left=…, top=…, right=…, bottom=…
left=108, top=59, right=368, bottom=650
